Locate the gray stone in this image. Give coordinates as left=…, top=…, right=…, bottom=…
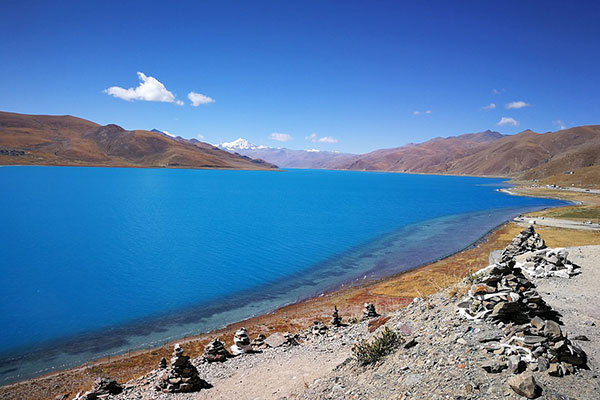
left=507, top=372, right=541, bottom=399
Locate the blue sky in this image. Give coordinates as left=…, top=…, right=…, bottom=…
left=1, top=0, right=599, bottom=153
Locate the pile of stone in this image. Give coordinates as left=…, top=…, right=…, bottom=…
left=230, top=327, right=253, bottom=355
left=330, top=306, right=342, bottom=327
left=361, top=303, right=379, bottom=320
left=517, top=248, right=578, bottom=279
left=156, top=344, right=210, bottom=393
left=251, top=334, right=267, bottom=350
left=72, top=377, right=123, bottom=399
left=457, top=262, right=553, bottom=324
left=311, top=320, right=328, bottom=335
left=457, top=227, right=588, bottom=379
left=499, top=225, right=546, bottom=263
left=201, top=338, right=230, bottom=363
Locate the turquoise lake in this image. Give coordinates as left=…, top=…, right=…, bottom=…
left=0, top=166, right=565, bottom=383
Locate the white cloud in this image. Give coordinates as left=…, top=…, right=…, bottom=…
left=552, top=120, right=567, bottom=130
left=196, top=134, right=205, bottom=139
left=413, top=110, right=431, bottom=115
left=270, top=132, right=292, bottom=142
left=424, top=110, right=432, bottom=114
left=318, top=136, right=338, bottom=143
left=413, top=111, right=420, bottom=115
left=506, top=101, right=530, bottom=109
left=482, top=103, right=496, bottom=110
left=188, top=92, right=215, bottom=106
left=492, top=89, right=500, bottom=95
left=306, top=133, right=318, bottom=142
left=104, top=72, right=181, bottom=104
left=305, top=132, right=338, bottom=143
left=497, top=117, right=519, bottom=127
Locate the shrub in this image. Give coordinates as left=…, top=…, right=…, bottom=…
left=352, top=327, right=402, bottom=366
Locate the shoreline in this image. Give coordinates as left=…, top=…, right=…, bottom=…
left=0, top=205, right=563, bottom=384
left=1, top=184, right=597, bottom=400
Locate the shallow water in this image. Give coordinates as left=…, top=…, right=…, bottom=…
left=0, top=167, right=564, bottom=383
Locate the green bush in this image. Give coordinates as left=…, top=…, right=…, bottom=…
left=352, top=327, right=402, bottom=366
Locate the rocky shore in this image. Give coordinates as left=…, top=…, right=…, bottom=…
left=49, top=226, right=600, bottom=400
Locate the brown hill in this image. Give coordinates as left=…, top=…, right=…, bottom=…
left=337, top=130, right=504, bottom=172
left=0, top=112, right=277, bottom=170
left=338, top=126, right=600, bottom=184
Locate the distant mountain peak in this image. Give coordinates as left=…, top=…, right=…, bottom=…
left=219, top=138, right=268, bottom=151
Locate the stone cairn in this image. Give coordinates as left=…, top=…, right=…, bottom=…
left=311, top=320, right=328, bottom=335
left=518, top=248, right=578, bottom=279
left=330, top=306, right=342, bottom=327
left=499, top=224, right=546, bottom=263
left=361, top=303, right=379, bottom=320
left=251, top=334, right=267, bottom=350
left=457, top=225, right=588, bottom=378
left=72, top=377, right=123, bottom=399
left=202, top=338, right=230, bottom=363
left=230, top=327, right=253, bottom=355
left=156, top=344, right=210, bottom=393
left=158, top=357, right=167, bottom=369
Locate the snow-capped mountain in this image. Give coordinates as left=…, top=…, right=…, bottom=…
left=217, top=138, right=357, bottom=169
left=219, top=138, right=268, bottom=151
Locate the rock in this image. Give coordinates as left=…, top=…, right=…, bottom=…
left=530, top=316, right=545, bottom=330
left=158, top=357, right=167, bottom=369
left=202, top=338, right=230, bottom=362
left=543, top=320, right=563, bottom=340
left=508, top=355, right=525, bottom=374
left=251, top=334, right=267, bottom=349
left=311, top=320, right=328, bottom=335
left=507, top=372, right=541, bottom=398
left=548, top=363, right=562, bottom=377
left=264, top=332, right=287, bottom=348
left=330, top=305, right=342, bottom=327
left=230, top=327, right=253, bottom=355
left=571, top=334, right=589, bottom=341
left=155, top=344, right=210, bottom=393
left=537, top=356, right=550, bottom=371
left=481, top=360, right=508, bottom=373
left=361, top=303, right=379, bottom=320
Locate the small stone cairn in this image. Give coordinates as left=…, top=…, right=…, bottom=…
left=202, top=338, right=230, bottom=363
left=158, top=357, right=167, bottom=369
left=330, top=306, right=342, bottom=327
left=156, top=344, right=210, bottom=393
left=230, top=327, right=253, bottom=355
left=518, top=248, right=578, bottom=279
left=457, top=225, right=588, bottom=381
left=361, top=303, right=379, bottom=320
left=311, top=320, right=328, bottom=335
left=72, top=377, right=123, bottom=399
left=499, top=225, right=546, bottom=263
left=251, top=334, right=267, bottom=350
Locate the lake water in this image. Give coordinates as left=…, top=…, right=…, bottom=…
left=0, top=167, right=565, bottom=383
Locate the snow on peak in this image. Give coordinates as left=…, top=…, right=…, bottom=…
left=219, top=138, right=270, bottom=151
left=305, top=148, right=321, bottom=152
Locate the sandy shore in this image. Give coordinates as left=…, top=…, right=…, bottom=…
left=1, top=186, right=599, bottom=400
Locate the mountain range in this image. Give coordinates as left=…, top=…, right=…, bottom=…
left=333, top=126, right=600, bottom=186
left=1, top=111, right=599, bottom=186
left=0, top=112, right=276, bottom=170
left=216, top=138, right=357, bottom=169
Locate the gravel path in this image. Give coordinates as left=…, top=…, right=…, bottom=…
left=514, top=216, right=600, bottom=231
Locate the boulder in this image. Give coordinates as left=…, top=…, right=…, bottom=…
left=507, top=372, right=541, bottom=398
